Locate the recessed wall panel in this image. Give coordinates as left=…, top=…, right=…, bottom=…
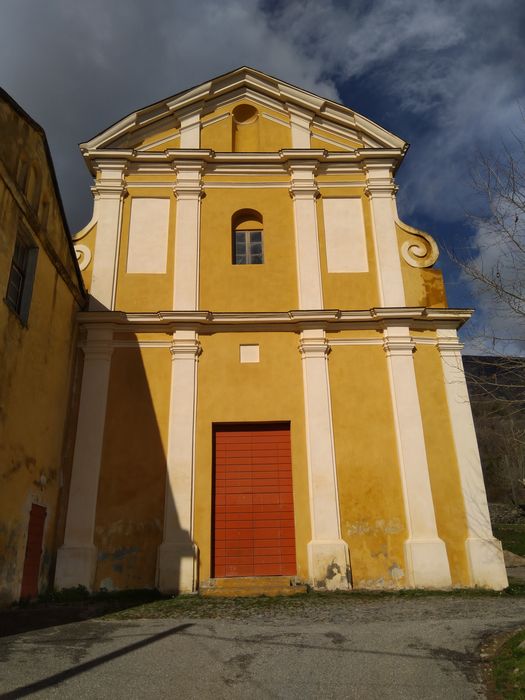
left=323, top=198, right=368, bottom=273
left=127, top=198, right=170, bottom=273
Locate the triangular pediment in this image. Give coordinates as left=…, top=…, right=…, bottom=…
left=81, top=67, right=406, bottom=153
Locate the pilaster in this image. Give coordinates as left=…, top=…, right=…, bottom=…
left=55, top=327, right=113, bottom=590
left=299, top=330, right=350, bottom=589
left=172, top=162, right=204, bottom=310
left=178, top=102, right=203, bottom=148
left=286, top=103, right=313, bottom=149
left=383, top=326, right=452, bottom=588
left=289, top=161, right=323, bottom=309
left=89, top=161, right=127, bottom=310
left=437, top=329, right=508, bottom=589
left=364, top=161, right=405, bottom=307
left=158, top=331, right=201, bottom=593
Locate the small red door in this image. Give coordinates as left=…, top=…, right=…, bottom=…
left=20, top=503, right=46, bottom=599
left=213, top=423, right=297, bottom=577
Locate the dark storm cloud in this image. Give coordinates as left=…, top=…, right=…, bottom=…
left=0, top=0, right=336, bottom=230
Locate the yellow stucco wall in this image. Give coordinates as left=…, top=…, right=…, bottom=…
left=329, top=345, right=408, bottom=588
left=200, top=188, right=298, bottom=311
left=413, top=345, right=470, bottom=586
left=194, top=331, right=310, bottom=581
left=93, top=347, right=171, bottom=590
left=114, top=191, right=176, bottom=311
left=317, top=191, right=380, bottom=309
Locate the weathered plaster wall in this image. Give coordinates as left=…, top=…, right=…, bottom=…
left=93, top=346, right=170, bottom=590
left=329, top=344, right=408, bottom=589
left=0, top=97, right=83, bottom=603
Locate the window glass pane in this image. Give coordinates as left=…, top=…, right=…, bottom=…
left=13, top=240, right=28, bottom=269
left=235, top=239, right=247, bottom=253
left=235, top=254, right=246, bottom=264
left=251, top=254, right=263, bottom=264
left=250, top=242, right=262, bottom=255
left=250, top=231, right=262, bottom=243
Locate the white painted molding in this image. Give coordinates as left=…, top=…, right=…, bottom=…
left=158, top=331, right=201, bottom=593
left=74, top=244, right=92, bottom=271
left=299, top=330, right=350, bottom=589
left=397, top=218, right=439, bottom=268
left=172, top=162, right=204, bottom=310
left=261, top=111, right=290, bottom=128
left=383, top=325, right=452, bottom=588
left=364, top=161, right=405, bottom=307
left=88, top=161, right=127, bottom=310
left=55, top=327, right=114, bottom=591
left=81, top=68, right=406, bottom=154
left=74, top=307, right=474, bottom=334
left=288, top=161, right=323, bottom=309
left=437, top=329, right=508, bottom=589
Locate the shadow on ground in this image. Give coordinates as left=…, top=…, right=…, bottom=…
left=0, top=590, right=162, bottom=638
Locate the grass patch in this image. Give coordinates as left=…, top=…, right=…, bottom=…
left=102, top=585, right=525, bottom=621
left=494, top=525, right=525, bottom=557
left=491, top=628, right=525, bottom=699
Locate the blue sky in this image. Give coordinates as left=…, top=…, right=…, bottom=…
left=1, top=0, right=523, bottom=349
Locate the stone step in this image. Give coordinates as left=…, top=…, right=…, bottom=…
left=200, top=576, right=308, bottom=597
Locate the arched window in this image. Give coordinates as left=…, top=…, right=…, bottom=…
left=232, top=209, right=264, bottom=265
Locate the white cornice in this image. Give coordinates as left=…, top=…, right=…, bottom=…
left=82, top=146, right=406, bottom=176
left=80, top=67, right=408, bottom=153
left=77, top=307, right=473, bottom=334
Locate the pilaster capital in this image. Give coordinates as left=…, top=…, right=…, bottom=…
left=364, top=161, right=397, bottom=198
left=169, top=339, right=202, bottom=360
left=383, top=328, right=415, bottom=357
left=288, top=160, right=320, bottom=200
left=299, top=337, right=331, bottom=359
left=436, top=329, right=463, bottom=356
left=82, top=327, right=114, bottom=361
left=173, top=161, right=204, bottom=200
left=92, top=160, right=128, bottom=200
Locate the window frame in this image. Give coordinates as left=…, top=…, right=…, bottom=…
left=5, top=232, right=38, bottom=325
left=233, top=228, right=264, bottom=265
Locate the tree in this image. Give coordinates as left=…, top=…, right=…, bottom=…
left=453, top=133, right=525, bottom=506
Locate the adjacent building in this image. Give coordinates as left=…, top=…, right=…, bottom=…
left=0, top=89, right=86, bottom=604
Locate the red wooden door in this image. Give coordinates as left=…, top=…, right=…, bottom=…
left=213, top=423, right=297, bottom=577
left=20, top=503, right=46, bottom=599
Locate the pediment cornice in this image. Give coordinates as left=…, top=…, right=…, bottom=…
left=81, top=67, right=407, bottom=155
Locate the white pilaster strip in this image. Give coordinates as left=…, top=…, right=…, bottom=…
left=178, top=103, right=203, bottom=148
left=437, top=329, right=508, bottom=589
left=157, top=332, right=201, bottom=593
left=299, top=330, right=350, bottom=590
left=286, top=103, right=313, bottom=149
left=89, top=161, right=127, bottom=310
left=55, top=328, right=113, bottom=590
left=365, top=162, right=405, bottom=307
left=158, top=165, right=204, bottom=592
left=289, top=161, right=323, bottom=309
left=384, top=326, right=452, bottom=588
left=172, top=162, right=204, bottom=310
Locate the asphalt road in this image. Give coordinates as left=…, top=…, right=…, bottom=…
left=2, top=596, right=525, bottom=699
